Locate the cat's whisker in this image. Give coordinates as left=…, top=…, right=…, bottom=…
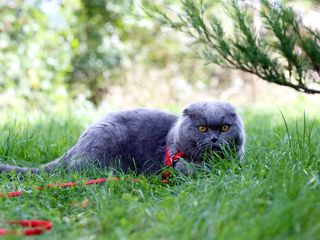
left=191, top=143, right=210, bottom=162
left=196, top=141, right=210, bottom=148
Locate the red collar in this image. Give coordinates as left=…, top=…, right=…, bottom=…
left=165, top=147, right=185, bottom=167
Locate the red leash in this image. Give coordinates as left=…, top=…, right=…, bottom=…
left=0, top=177, right=139, bottom=198
left=0, top=220, right=52, bottom=236
left=0, top=177, right=139, bottom=236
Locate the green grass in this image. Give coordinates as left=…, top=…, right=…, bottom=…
left=0, top=109, right=319, bottom=239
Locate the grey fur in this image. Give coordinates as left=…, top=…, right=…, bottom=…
left=0, top=102, right=245, bottom=175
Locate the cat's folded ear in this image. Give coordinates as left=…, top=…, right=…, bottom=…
left=183, top=102, right=205, bottom=117
left=182, top=106, right=196, bottom=117
left=182, top=107, right=190, bottom=116
left=182, top=103, right=199, bottom=117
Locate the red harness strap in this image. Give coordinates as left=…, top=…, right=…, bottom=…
left=162, top=147, right=185, bottom=182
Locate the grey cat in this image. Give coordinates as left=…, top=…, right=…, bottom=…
left=0, top=102, right=245, bottom=175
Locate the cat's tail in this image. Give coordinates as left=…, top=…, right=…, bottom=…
left=0, top=158, right=64, bottom=175
left=0, top=164, right=40, bottom=174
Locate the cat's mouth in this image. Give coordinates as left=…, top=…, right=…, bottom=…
left=201, top=144, right=226, bottom=160
left=192, top=143, right=226, bottom=162
left=210, top=144, right=221, bottom=151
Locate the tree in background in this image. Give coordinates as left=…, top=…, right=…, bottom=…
left=66, top=0, right=135, bottom=104
left=147, top=0, right=320, bottom=94
left=4, top=0, right=319, bottom=109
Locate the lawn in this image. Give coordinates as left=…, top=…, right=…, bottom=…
left=0, top=107, right=319, bottom=239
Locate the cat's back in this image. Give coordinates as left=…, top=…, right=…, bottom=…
left=92, top=108, right=177, bottom=158
left=81, top=108, right=177, bottom=140
left=103, top=108, right=177, bottom=133
left=76, top=108, right=178, bottom=150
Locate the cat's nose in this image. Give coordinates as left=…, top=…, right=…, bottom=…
left=211, top=136, right=218, bottom=143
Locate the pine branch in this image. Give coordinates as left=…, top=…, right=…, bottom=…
left=146, top=0, right=320, bottom=94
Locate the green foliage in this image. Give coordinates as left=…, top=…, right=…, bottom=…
left=0, top=109, right=320, bottom=238
left=148, top=0, right=320, bottom=94
left=0, top=1, right=73, bottom=102
left=0, top=0, right=171, bottom=105
left=66, top=0, right=135, bottom=104
left=0, top=0, right=134, bottom=105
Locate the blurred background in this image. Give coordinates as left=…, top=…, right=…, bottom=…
left=0, top=0, right=319, bottom=117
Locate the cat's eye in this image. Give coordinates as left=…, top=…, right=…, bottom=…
left=220, top=124, right=230, bottom=132
left=198, top=125, right=208, bottom=133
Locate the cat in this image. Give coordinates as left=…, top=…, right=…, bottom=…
left=0, top=102, right=245, bottom=175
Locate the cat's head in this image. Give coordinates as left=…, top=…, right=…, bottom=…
left=174, top=102, right=245, bottom=163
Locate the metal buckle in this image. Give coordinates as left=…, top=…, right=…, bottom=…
left=170, top=156, right=180, bottom=167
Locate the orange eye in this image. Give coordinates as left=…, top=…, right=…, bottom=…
left=220, top=124, right=230, bottom=132
left=198, top=125, right=208, bottom=133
